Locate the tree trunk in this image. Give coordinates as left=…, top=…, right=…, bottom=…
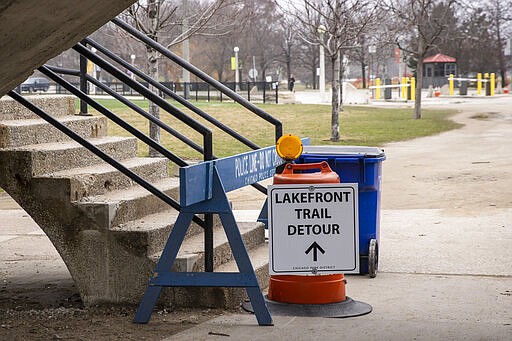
left=311, top=67, right=317, bottom=89
left=339, top=53, right=344, bottom=112
left=330, top=52, right=340, bottom=142
left=414, top=58, right=423, bottom=120
left=147, top=46, right=161, bottom=157
left=361, top=58, right=366, bottom=89
left=414, top=40, right=425, bottom=120
left=286, top=58, right=291, bottom=82
left=147, top=0, right=161, bottom=157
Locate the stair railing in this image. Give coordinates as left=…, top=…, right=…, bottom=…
left=111, top=18, right=283, bottom=142
left=9, top=18, right=284, bottom=273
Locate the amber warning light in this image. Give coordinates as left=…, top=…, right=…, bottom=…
left=276, top=134, right=303, bottom=161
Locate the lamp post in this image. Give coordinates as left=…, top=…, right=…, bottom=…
left=130, top=54, right=136, bottom=80
left=317, top=25, right=326, bottom=94
left=234, top=46, right=240, bottom=91
left=368, top=44, right=376, bottom=86
left=91, top=47, right=97, bottom=94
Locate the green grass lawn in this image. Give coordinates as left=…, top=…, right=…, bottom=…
left=89, top=99, right=461, bottom=159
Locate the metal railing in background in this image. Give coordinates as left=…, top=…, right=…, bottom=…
left=33, top=80, right=280, bottom=104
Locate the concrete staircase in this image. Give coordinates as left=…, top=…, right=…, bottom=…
left=0, top=95, right=269, bottom=308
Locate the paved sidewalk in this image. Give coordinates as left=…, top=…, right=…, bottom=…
left=171, top=95, right=512, bottom=339
left=2, top=94, right=512, bottom=339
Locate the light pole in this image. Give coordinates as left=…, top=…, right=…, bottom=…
left=130, top=54, right=136, bottom=80
left=317, top=25, right=326, bottom=94
left=368, top=45, right=376, bottom=86
left=91, top=47, right=97, bottom=94
left=234, top=46, right=240, bottom=91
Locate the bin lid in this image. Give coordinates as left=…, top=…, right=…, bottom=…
left=302, top=145, right=385, bottom=158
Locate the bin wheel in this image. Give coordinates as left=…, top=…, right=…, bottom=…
left=368, top=239, right=378, bottom=278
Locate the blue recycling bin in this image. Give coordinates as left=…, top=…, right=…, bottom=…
left=297, top=146, right=385, bottom=277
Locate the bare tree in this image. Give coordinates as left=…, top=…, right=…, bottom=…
left=119, top=0, right=234, bottom=156
left=193, top=33, right=237, bottom=81
left=295, top=41, right=321, bottom=89
left=485, top=0, right=512, bottom=87
left=277, top=15, right=299, bottom=81
left=237, top=0, right=283, bottom=82
left=384, top=0, right=457, bottom=119
left=456, top=6, right=499, bottom=74
left=284, top=0, right=378, bottom=141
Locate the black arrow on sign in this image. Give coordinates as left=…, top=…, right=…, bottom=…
left=305, top=241, right=325, bottom=261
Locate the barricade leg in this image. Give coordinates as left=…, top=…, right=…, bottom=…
left=134, top=212, right=194, bottom=323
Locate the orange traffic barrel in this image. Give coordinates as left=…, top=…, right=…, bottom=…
left=268, top=161, right=346, bottom=304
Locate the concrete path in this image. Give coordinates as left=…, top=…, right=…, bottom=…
left=2, top=94, right=512, bottom=339
left=172, top=95, right=512, bottom=340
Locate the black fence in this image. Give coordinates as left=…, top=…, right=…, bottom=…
left=28, top=80, right=280, bottom=104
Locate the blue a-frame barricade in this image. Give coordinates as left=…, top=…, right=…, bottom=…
left=134, top=144, right=294, bottom=326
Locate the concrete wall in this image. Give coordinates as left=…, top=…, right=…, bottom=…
left=0, top=0, right=136, bottom=97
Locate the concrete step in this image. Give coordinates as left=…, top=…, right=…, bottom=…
left=78, top=177, right=180, bottom=229
left=34, top=157, right=170, bottom=202
left=111, top=209, right=225, bottom=257
left=110, top=208, right=184, bottom=257
left=0, top=95, right=75, bottom=120
left=166, top=242, right=269, bottom=309
left=216, top=240, right=270, bottom=293
left=162, top=221, right=266, bottom=273
left=0, top=115, right=108, bottom=148
left=5, top=136, right=138, bottom=177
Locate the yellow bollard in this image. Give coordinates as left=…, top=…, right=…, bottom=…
left=484, top=73, right=490, bottom=96
left=410, top=77, right=416, bottom=101
left=477, top=73, right=482, bottom=95
left=375, top=78, right=381, bottom=100
left=449, top=74, right=454, bottom=96
left=400, top=77, right=407, bottom=99
left=490, top=73, right=495, bottom=96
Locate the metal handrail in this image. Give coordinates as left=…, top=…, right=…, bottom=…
left=111, top=18, right=283, bottom=142
left=40, top=65, right=192, bottom=167
left=84, top=37, right=261, bottom=151
left=48, top=43, right=269, bottom=190
left=47, top=65, right=206, bottom=156
left=10, top=18, right=285, bottom=271
left=7, top=90, right=205, bottom=228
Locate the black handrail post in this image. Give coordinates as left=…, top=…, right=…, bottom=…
left=207, top=84, right=210, bottom=102
left=79, top=51, right=89, bottom=115
left=202, top=131, right=214, bottom=272
left=204, top=213, right=214, bottom=272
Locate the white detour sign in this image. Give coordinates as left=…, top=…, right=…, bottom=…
left=268, top=183, right=359, bottom=275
